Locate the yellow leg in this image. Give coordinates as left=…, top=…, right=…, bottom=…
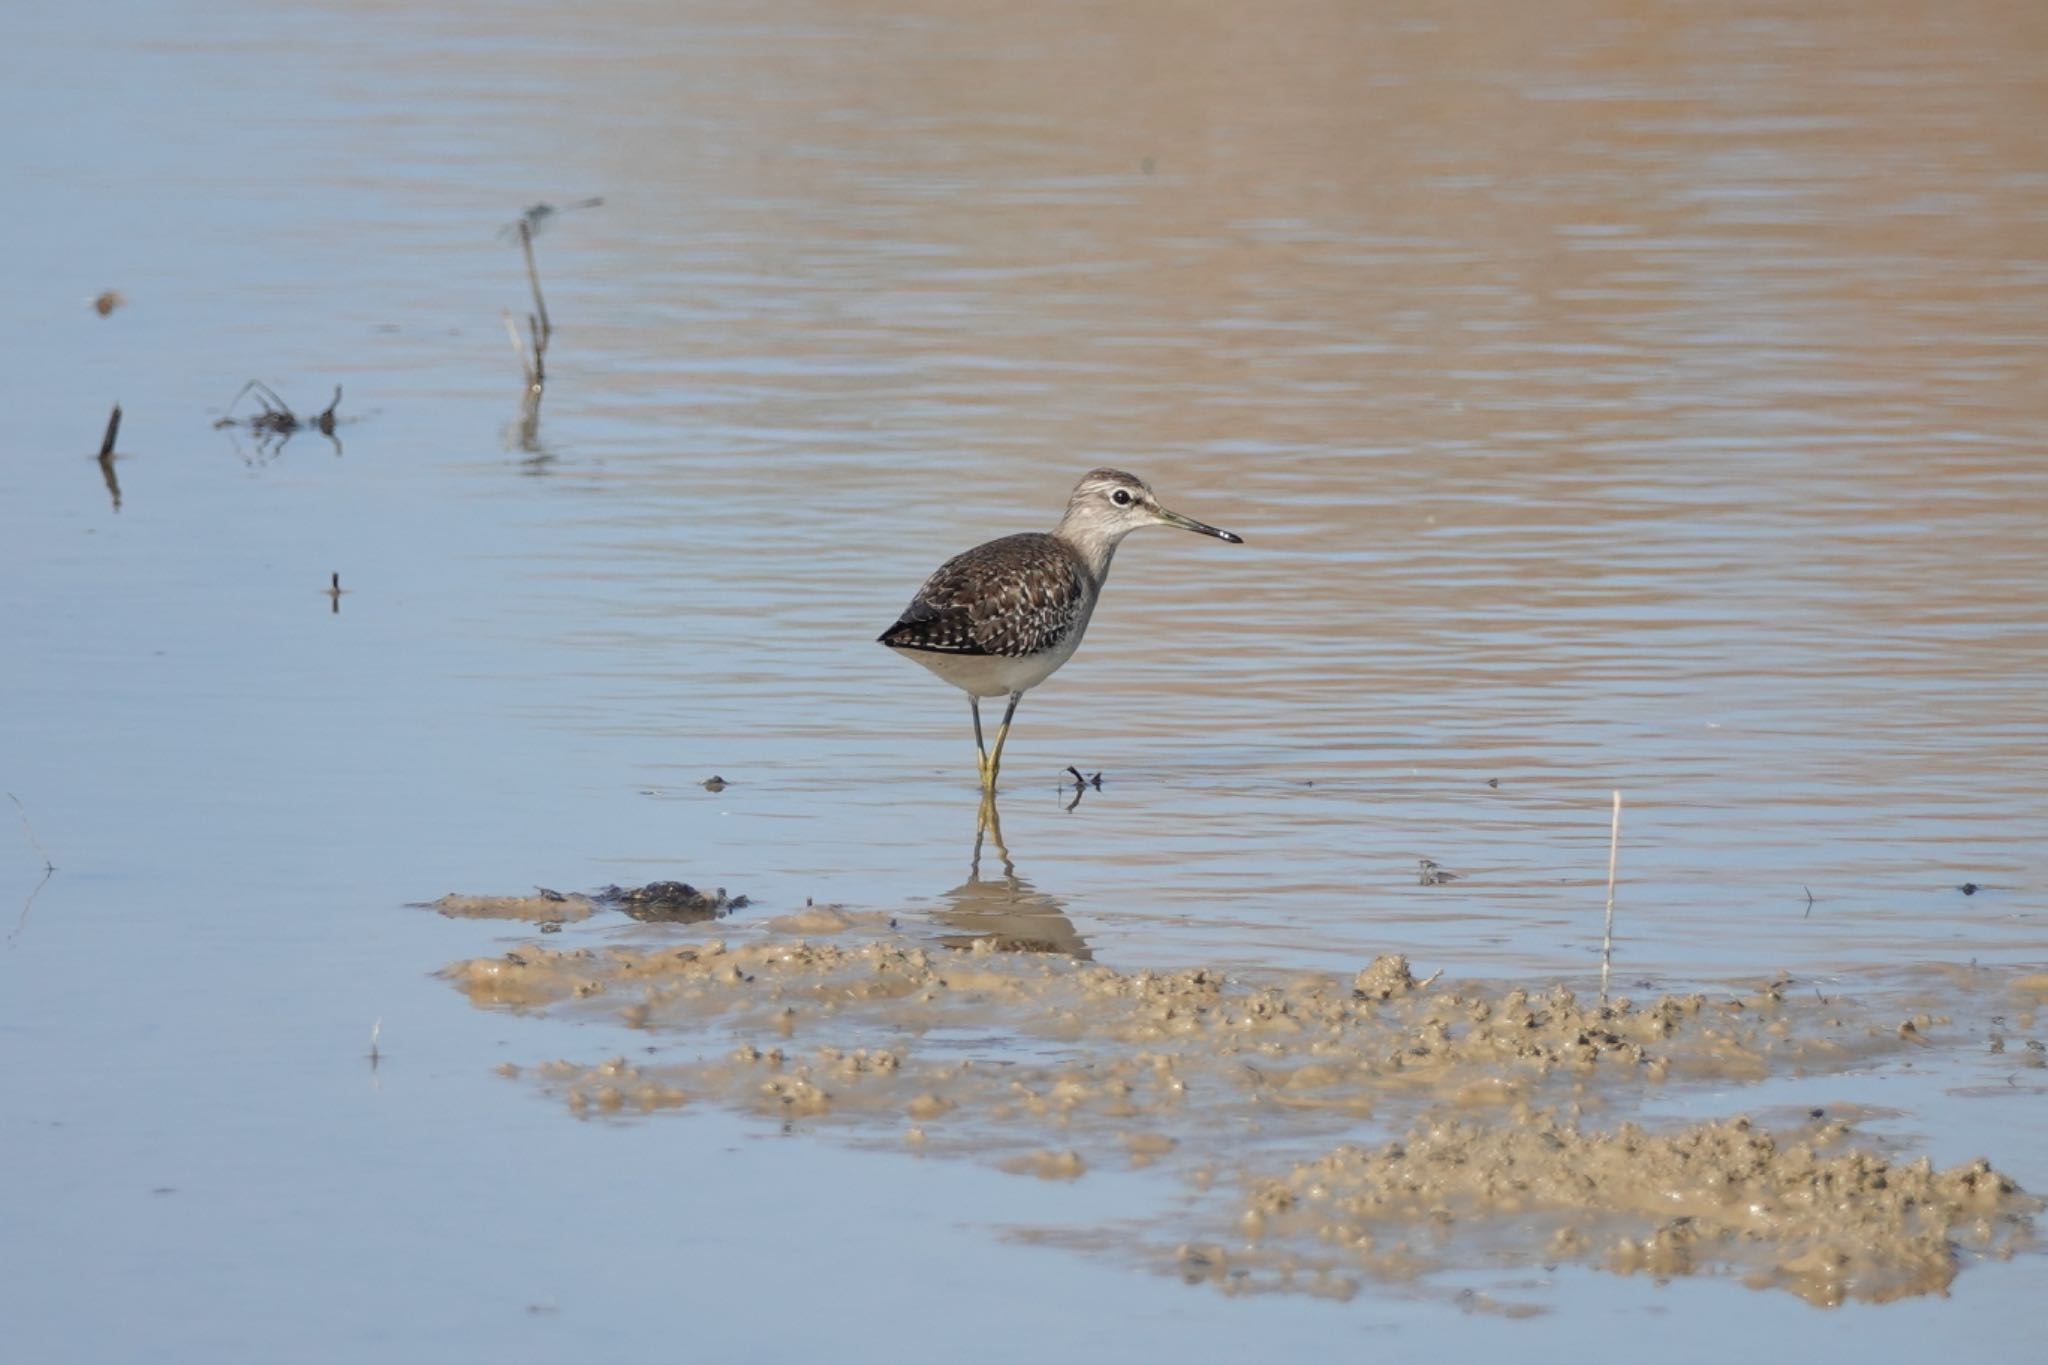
left=983, top=691, right=1022, bottom=796
left=975, top=788, right=1007, bottom=847
left=970, top=697, right=989, bottom=785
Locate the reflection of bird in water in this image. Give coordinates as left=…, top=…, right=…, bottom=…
left=879, top=468, right=1241, bottom=804
left=931, top=801, right=1092, bottom=960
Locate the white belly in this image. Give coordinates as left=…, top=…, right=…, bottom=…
left=889, top=622, right=1090, bottom=698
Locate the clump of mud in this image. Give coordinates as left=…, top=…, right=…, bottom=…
left=1246, top=1111, right=2027, bottom=1307
left=440, top=928, right=2040, bottom=1307
left=423, top=881, right=746, bottom=927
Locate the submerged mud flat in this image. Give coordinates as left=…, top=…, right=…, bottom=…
left=441, top=913, right=2041, bottom=1309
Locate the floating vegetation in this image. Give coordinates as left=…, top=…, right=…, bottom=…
left=212, top=380, right=347, bottom=460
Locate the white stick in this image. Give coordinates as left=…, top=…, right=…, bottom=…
left=501, top=310, right=539, bottom=390
left=1600, top=790, right=1622, bottom=1000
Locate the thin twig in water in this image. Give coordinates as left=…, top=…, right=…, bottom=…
left=1600, top=790, right=1622, bottom=1001
left=97, top=404, right=123, bottom=512
left=223, top=379, right=294, bottom=421
left=214, top=381, right=346, bottom=459
left=8, top=793, right=55, bottom=947
left=497, top=198, right=599, bottom=450
left=9, top=793, right=54, bottom=872
left=518, top=222, right=550, bottom=351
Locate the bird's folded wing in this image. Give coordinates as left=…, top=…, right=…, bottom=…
left=880, top=534, right=1087, bottom=658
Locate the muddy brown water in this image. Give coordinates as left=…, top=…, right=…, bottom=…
left=2, top=0, right=2044, bottom=1360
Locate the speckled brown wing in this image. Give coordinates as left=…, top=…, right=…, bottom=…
left=878, top=533, right=1092, bottom=658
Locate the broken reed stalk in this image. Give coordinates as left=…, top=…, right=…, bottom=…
left=315, top=386, right=342, bottom=435
left=503, top=311, right=542, bottom=392
left=1600, top=790, right=1622, bottom=1000
left=99, top=403, right=121, bottom=459
left=518, top=218, right=551, bottom=350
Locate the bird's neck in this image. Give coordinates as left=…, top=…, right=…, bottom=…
left=1051, top=518, right=1125, bottom=585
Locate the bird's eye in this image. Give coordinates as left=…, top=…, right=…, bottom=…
left=1111, top=489, right=1133, bottom=506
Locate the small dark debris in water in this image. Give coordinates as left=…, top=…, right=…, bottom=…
left=1809, top=1108, right=1825, bottom=1119
left=598, top=881, right=742, bottom=924
left=1486, top=777, right=1499, bottom=789
left=1418, top=858, right=1460, bottom=886
left=1064, top=767, right=1103, bottom=791
left=539, top=921, right=562, bottom=934
left=93, top=290, right=124, bottom=316
left=213, top=380, right=348, bottom=457
left=1960, top=882, right=1981, bottom=896
left=703, top=776, right=729, bottom=792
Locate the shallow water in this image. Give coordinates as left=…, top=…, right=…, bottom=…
left=3, top=0, right=2045, bottom=1358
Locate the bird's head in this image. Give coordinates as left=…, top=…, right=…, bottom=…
left=1059, top=468, right=1243, bottom=547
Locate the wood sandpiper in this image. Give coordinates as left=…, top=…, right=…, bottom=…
left=878, top=468, right=1243, bottom=799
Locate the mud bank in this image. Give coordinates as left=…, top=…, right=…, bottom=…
left=442, top=923, right=2041, bottom=1307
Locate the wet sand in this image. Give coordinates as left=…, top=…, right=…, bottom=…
left=442, top=901, right=2041, bottom=1309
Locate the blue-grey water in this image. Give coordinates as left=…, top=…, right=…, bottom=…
left=3, top=0, right=2044, bottom=1359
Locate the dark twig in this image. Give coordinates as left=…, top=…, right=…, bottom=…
left=316, top=386, right=342, bottom=435
left=518, top=221, right=551, bottom=351
left=214, top=381, right=347, bottom=459
left=224, top=379, right=294, bottom=419
left=97, top=404, right=123, bottom=512
left=498, top=198, right=599, bottom=447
